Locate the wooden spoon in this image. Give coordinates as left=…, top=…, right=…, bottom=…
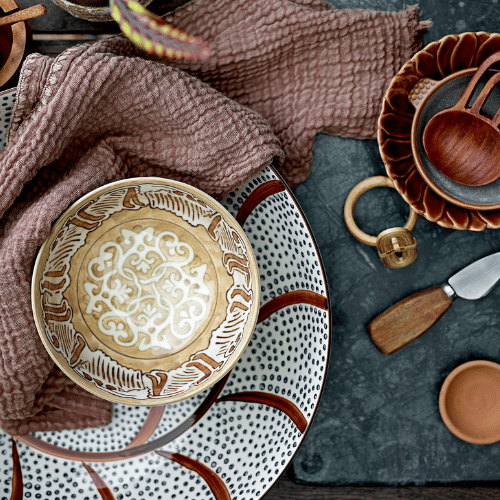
left=423, top=51, right=500, bottom=187
left=0, top=3, right=46, bottom=27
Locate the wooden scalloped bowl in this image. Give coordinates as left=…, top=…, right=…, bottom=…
left=378, top=32, right=500, bottom=231
left=0, top=0, right=26, bottom=90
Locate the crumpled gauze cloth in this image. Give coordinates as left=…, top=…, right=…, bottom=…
left=0, top=0, right=429, bottom=434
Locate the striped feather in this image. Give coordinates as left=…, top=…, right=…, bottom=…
left=110, top=0, right=210, bottom=60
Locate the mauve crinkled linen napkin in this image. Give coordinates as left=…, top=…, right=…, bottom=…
left=0, top=0, right=429, bottom=434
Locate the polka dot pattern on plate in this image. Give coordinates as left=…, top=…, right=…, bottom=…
left=0, top=89, right=15, bottom=149
left=0, top=92, right=330, bottom=500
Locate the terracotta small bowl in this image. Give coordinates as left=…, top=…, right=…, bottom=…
left=0, top=0, right=26, bottom=90
left=439, top=360, right=500, bottom=445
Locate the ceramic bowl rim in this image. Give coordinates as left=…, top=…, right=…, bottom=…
left=439, top=359, right=500, bottom=445
left=50, top=0, right=152, bottom=22
left=31, top=176, right=261, bottom=406
left=410, top=67, right=500, bottom=211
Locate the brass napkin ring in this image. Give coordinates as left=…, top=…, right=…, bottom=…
left=344, top=176, right=418, bottom=269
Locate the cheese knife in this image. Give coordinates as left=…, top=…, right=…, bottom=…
left=368, top=251, right=500, bottom=355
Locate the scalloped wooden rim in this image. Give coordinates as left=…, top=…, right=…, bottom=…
left=378, top=31, right=500, bottom=231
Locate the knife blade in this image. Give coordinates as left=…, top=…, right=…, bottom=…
left=367, top=251, right=500, bottom=355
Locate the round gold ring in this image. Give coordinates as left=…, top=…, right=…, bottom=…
left=343, top=176, right=418, bottom=246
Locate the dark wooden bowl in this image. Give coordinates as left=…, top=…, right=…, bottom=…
left=0, top=0, right=26, bottom=90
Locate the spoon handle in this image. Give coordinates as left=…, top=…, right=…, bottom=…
left=469, top=71, right=500, bottom=117
left=455, top=51, right=500, bottom=110
left=0, top=4, right=47, bottom=27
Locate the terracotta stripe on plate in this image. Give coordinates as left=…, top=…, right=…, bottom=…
left=14, top=372, right=231, bottom=462
left=82, top=463, right=116, bottom=500
left=125, top=406, right=165, bottom=449
left=235, top=180, right=285, bottom=226
left=156, top=450, right=231, bottom=500
left=217, top=392, right=308, bottom=433
left=10, top=438, right=22, bottom=500
left=258, top=290, right=328, bottom=324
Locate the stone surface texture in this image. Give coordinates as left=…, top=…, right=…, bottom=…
left=292, top=0, right=500, bottom=485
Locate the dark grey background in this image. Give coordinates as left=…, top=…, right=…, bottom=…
left=292, top=0, right=500, bottom=486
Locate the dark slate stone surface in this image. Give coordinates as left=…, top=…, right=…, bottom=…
left=290, top=0, right=500, bottom=486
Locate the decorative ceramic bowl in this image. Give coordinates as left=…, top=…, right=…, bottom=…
left=439, top=360, right=500, bottom=445
left=1, top=87, right=330, bottom=500
left=0, top=0, right=26, bottom=89
left=32, top=177, right=260, bottom=406
left=378, top=31, right=500, bottom=230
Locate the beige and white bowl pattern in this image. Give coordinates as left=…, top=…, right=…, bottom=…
left=32, top=178, right=260, bottom=405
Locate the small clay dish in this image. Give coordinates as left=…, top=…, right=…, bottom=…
left=50, top=0, right=151, bottom=22
left=0, top=0, right=26, bottom=90
left=410, top=68, right=500, bottom=210
left=439, top=360, right=500, bottom=444
left=32, top=177, right=260, bottom=405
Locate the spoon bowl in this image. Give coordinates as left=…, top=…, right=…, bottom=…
left=423, top=51, right=500, bottom=187
left=423, top=109, right=500, bottom=186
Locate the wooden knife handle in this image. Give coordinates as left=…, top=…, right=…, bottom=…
left=367, top=286, right=453, bottom=355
